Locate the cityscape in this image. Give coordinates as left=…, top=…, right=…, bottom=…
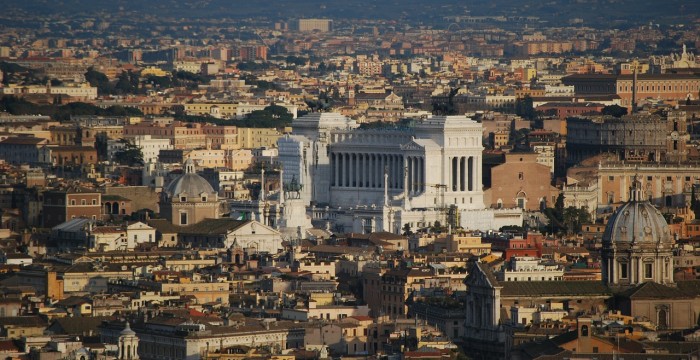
left=0, top=0, right=699, bottom=359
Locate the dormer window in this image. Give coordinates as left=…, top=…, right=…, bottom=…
left=180, top=196, right=187, bottom=202
left=201, top=196, right=207, bottom=202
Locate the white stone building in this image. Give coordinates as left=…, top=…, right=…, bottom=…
left=88, top=222, right=156, bottom=252
left=132, top=135, right=172, bottom=164
left=496, top=256, right=564, bottom=282
left=270, top=112, right=521, bottom=233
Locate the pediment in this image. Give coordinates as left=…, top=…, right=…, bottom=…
left=400, top=141, right=424, bottom=152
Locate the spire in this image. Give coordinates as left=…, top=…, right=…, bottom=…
left=629, top=174, right=643, bottom=202
left=280, top=167, right=285, bottom=206
left=260, top=168, right=266, bottom=201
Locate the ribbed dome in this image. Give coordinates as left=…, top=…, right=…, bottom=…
left=164, top=173, right=216, bottom=197
left=163, top=159, right=215, bottom=198
left=602, top=180, right=671, bottom=246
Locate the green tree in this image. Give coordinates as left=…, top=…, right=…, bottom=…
left=84, top=67, right=112, bottom=95
left=602, top=104, right=628, bottom=118
left=234, top=105, right=293, bottom=128
left=402, top=223, right=413, bottom=235
left=554, top=193, right=565, bottom=220
left=692, top=186, right=700, bottom=218
left=562, top=206, right=592, bottom=235
left=515, top=95, right=535, bottom=120
left=113, top=139, right=144, bottom=166
left=114, top=71, right=138, bottom=94
left=94, top=132, right=109, bottom=161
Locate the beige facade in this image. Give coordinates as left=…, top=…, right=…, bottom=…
left=623, top=293, right=700, bottom=330
left=598, top=163, right=699, bottom=208
left=294, top=260, right=338, bottom=280
left=237, top=127, right=282, bottom=149
left=184, top=149, right=228, bottom=168
left=184, top=103, right=237, bottom=118
left=227, top=149, right=254, bottom=171
left=282, top=303, right=370, bottom=321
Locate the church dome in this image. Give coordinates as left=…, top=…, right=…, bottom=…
left=602, top=180, right=671, bottom=246
left=163, top=159, right=215, bottom=198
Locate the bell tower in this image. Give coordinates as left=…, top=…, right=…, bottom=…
left=665, top=110, right=688, bottom=163
left=118, top=322, right=140, bottom=360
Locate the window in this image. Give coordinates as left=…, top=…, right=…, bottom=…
left=81, top=199, right=86, bottom=205
left=202, top=196, right=207, bottom=202
left=518, top=172, right=524, bottom=180
left=92, top=199, right=97, bottom=205
left=620, top=263, right=628, bottom=279
left=645, top=263, right=653, bottom=278
left=581, top=325, right=589, bottom=336
left=70, top=200, right=76, bottom=205
left=180, top=212, right=188, bottom=225
left=180, top=196, right=187, bottom=202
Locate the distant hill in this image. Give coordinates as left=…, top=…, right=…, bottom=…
left=2, top=0, right=699, bottom=27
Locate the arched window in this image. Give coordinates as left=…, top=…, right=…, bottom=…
left=658, top=308, right=668, bottom=329
left=581, top=325, right=589, bottom=336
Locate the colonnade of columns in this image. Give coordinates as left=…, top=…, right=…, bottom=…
left=405, top=156, right=425, bottom=194
left=331, top=153, right=405, bottom=189
left=449, top=156, right=478, bottom=192
left=606, top=256, right=673, bottom=285
left=330, top=152, right=480, bottom=195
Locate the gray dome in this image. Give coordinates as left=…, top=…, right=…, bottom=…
left=164, top=173, right=216, bottom=197
left=602, top=182, right=670, bottom=245
left=163, top=159, right=215, bottom=198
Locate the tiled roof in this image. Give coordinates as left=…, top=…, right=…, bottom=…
left=309, top=244, right=373, bottom=256
left=147, top=219, right=182, bottom=234
left=621, top=281, right=700, bottom=299
left=49, top=316, right=115, bottom=335
left=0, top=137, right=46, bottom=145
left=0, top=339, right=19, bottom=352
left=675, top=280, right=700, bottom=297
left=178, top=218, right=247, bottom=235
left=0, top=316, right=46, bottom=327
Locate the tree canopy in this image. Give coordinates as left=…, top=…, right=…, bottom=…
left=84, top=67, right=112, bottom=95
left=602, top=104, right=628, bottom=118
left=232, top=105, right=293, bottom=128
left=0, top=96, right=143, bottom=121
left=542, top=194, right=592, bottom=235
left=113, top=139, right=144, bottom=166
